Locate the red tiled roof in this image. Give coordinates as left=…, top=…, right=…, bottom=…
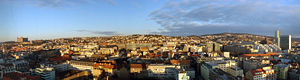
left=130, top=64, right=142, bottom=68
left=68, top=51, right=74, bottom=54
left=140, top=46, right=148, bottom=51
left=241, top=53, right=278, bottom=57
left=170, top=60, right=179, bottom=65
left=169, top=52, right=174, bottom=55
left=103, top=64, right=115, bottom=69
left=170, top=60, right=190, bottom=65
left=250, top=69, right=266, bottom=76
left=93, top=63, right=100, bottom=67
left=48, top=56, right=70, bottom=62
left=100, top=43, right=108, bottom=46
left=154, top=55, right=161, bottom=57
left=192, top=54, right=199, bottom=56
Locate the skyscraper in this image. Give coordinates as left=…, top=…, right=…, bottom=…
left=275, top=30, right=280, bottom=48
left=280, top=35, right=291, bottom=50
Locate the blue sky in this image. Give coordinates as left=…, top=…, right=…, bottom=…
left=0, top=0, right=165, bottom=41
left=1, top=0, right=300, bottom=42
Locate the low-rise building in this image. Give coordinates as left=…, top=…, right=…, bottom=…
left=274, top=64, right=289, bottom=80
left=243, top=59, right=270, bottom=72
left=245, top=66, right=276, bottom=80
left=0, top=63, right=16, bottom=78
left=147, top=64, right=180, bottom=79
left=177, top=71, right=190, bottom=80
left=130, top=64, right=143, bottom=73
left=288, top=69, right=300, bottom=80
left=201, top=60, right=239, bottom=80
left=33, top=65, right=55, bottom=80
left=3, top=72, right=40, bottom=80
left=68, top=60, right=94, bottom=71
left=228, top=66, right=243, bottom=77
left=12, top=60, right=29, bottom=71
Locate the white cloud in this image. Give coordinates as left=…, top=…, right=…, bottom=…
left=150, top=0, right=300, bottom=36
left=75, top=29, right=120, bottom=35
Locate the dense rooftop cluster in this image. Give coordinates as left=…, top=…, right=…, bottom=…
left=0, top=33, right=299, bottom=80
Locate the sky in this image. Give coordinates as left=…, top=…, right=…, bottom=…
left=0, top=0, right=300, bottom=42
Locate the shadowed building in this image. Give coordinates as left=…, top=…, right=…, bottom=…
left=280, top=35, right=291, bottom=50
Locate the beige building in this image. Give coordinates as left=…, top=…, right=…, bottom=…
left=99, top=48, right=115, bottom=54
left=130, top=64, right=143, bottom=73
left=147, top=64, right=180, bottom=79
left=17, top=37, right=29, bottom=42
left=68, top=60, right=94, bottom=71
left=275, top=30, right=281, bottom=48
left=201, top=60, right=240, bottom=80
left=245, top=66, right=276, bottom=80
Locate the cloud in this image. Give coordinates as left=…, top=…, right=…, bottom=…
left=34, top=0, right=77, bottom=7
left=1, top=0, right=116, bottom=7
left=150, top=0, right=300, bottom=36
left=75, top=30, right=120, bottom=35
left=104, top=0, right=116, bottom=6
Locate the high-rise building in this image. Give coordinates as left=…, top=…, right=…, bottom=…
left=275, top=30, right=280, bottom=48
left=205, top=42, right=221, bottom=52
left=280, top=35, right=292, bottom=50
left=17, top=37, right=28, bottom=42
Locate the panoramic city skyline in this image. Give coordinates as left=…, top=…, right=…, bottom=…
left=0, top=1, right=300, bottom=80
left=1, top=0, right=300, bottom=42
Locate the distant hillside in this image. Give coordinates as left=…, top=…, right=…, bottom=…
left=198, top=32, right=300, bottom=42
left=293, top=38, right=300, bottom=42
left=201, top=32, right=273, bottom=37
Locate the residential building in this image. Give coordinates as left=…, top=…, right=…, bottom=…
left=177, top=71, right=190, bottom=80
left=33, top=65, right=55, bottom=80
left=245, top=66, right=276, bottom=80
left=201, top=60, right=239, bottom=80
left=288, top=69, right=300, bottom=80
left=68, top=60, right=94, bottom=71
left=243, top=59, right=270, bottom=72
left=205, top=42, right=221, bottom=52
left=228, top=66, right=244, bottom=77
left=147, top=64, right=180, bottom=79
left=12, top=60, right=29, bottom=71
left=223, top=52, right=230, bottom=58
left=0, top=63, right=16, bottom=77
left=274, top=64, right=289, bottom=80
left=3, top=72, right=40, bottom=80
left=130, top=64, right=143, bottom=73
